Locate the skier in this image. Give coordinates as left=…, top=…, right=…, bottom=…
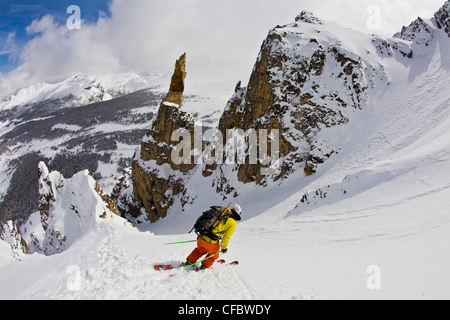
left=184, top=204, right=242, bottom=270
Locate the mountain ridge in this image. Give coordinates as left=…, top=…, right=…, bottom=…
left=0, top=72, right=166, bottom=121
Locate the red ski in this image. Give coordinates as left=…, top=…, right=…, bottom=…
left=217, top=259, right=239, bottom=266
left=154, top=265, right=174, bottom=271
left=154, top=260, right=239, bottom=275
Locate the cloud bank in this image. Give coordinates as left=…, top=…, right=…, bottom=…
left=0, top=0, right=445, bottom=99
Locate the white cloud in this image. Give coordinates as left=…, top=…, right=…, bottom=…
left=26, top=14, right=56, bottom=34
left=0, top=0, right=446, bottom=99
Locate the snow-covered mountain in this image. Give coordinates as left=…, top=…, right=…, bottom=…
left=0, top=70, right=222, bottom=225
left=0, top=72, right=166, bottom=120
left=22, top=162, right=128, bottom=256
left=0, top=88, right=162, bottom=223
left=1, top=2, right=450, bottom=300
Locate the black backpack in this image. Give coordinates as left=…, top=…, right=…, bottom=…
left=189, top=205, right=231, bottom=241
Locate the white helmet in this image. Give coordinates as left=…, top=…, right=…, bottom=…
left=233, top=204, right=242, bottom=215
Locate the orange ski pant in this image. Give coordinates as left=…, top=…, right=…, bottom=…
left=187, top=237, right=221, bottom=268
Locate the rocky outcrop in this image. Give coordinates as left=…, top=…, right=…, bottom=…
left=131, top=103, right=194, bottom=221
left=131, top=161, right=189, bottom=222
left=162, top=53, right=187, bottom=107
left=0, top=221, right=29, bottom=259
left=215, top=11, right=378, bottom=182
left=433, top=1, right=450, bottom=36
left=393, top=1, right=450, bottom=47
left=139, top=102, right=195, bottom=172
left=130, top=54, right=193, bottom=222
left=36, top=162, right=122, bottom=255
left=394, top=17, right=435, bottom=47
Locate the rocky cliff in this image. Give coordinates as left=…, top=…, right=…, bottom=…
left=162, top=53, right=187, bottom=108
left=130, top=54, right=194, bottom=222
left=0, top=221, right=29, bottom=259
left=433, top=1, right=450, bottom=36
left=216, top=11, right=387, bottom=183
left=394, top=1, right=450, bottom=47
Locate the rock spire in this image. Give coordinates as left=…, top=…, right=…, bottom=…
left=162, top=53, right=187, bottom=108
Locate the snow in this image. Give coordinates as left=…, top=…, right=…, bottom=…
left=34, top=162, right=135, bottom=256
left=89, top=122, right=153, bottom=134
left=0, top=73, right=158, bottom=112
left=1, top=11, right=450, bottom=300
left=162, top=101, right=180, bottom=109
left=52, top=123, right=83, bottom=132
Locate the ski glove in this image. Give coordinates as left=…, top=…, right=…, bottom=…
left=222, top=249, right=228, bottom=254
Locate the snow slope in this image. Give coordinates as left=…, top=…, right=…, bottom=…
left=1, top=13, right=450, bottom=300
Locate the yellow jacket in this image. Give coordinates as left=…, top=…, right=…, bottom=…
left=201, top=212, right=237, bottom=250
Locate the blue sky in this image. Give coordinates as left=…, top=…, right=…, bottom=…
left=0, top=0, right=111, bottom=72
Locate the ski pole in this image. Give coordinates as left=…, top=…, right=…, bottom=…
left=165, top=240, right=197, bottom=245
left=183, top=251, right=223, bottom=269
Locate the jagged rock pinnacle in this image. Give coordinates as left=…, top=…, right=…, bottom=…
left=295, top=11, right=323, bottom=24
left=433, top=0, right=450, bottom=36
left=162, top=53, right=187, bottom=108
